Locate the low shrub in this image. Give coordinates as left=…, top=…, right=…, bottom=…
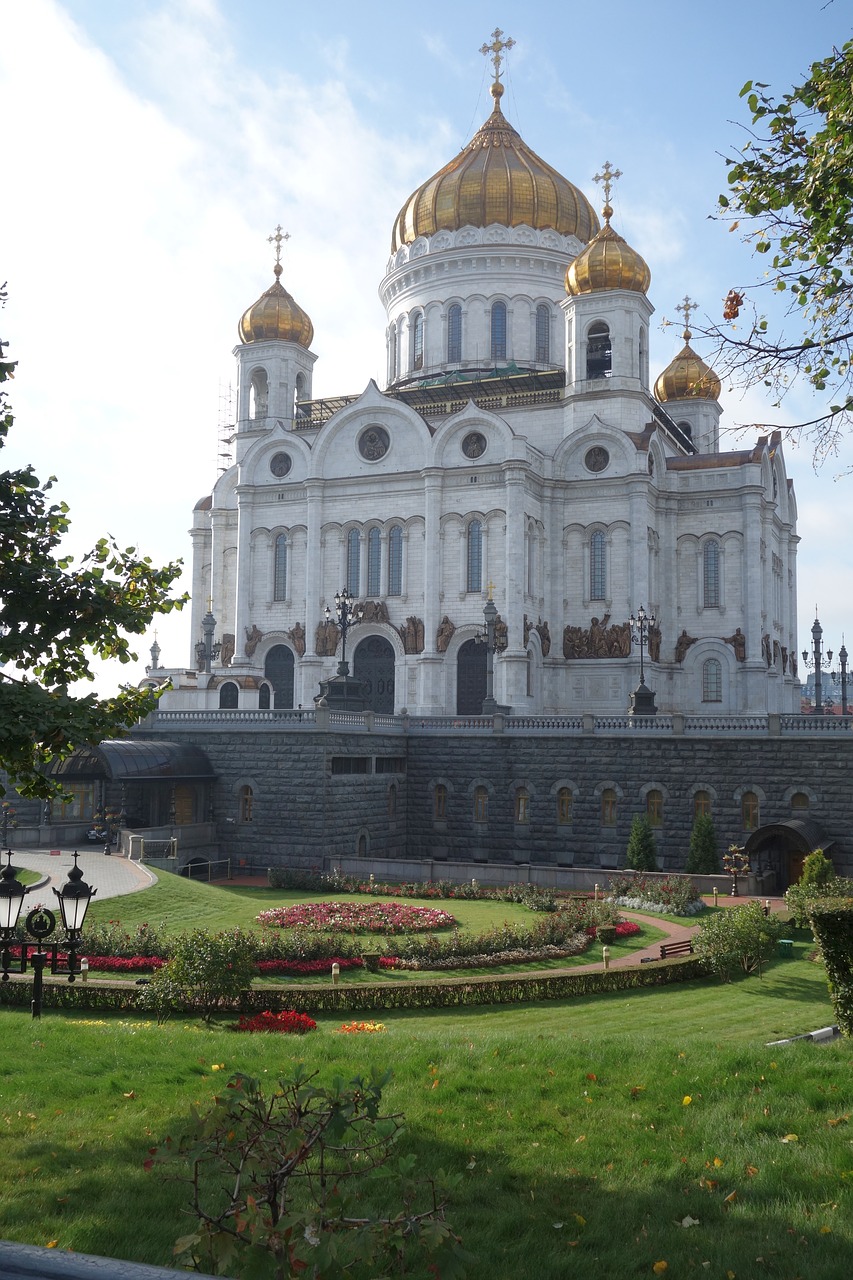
left=807, top=897, right=853, bottom=1036
left=786, top=874, right=853, bottom=928
left=608, top=873, right=704, bottom=916
left=136, top=929, right=258, bottom=1023
left=693, top=901, right=784, bottom=980
left=267, top=867, right=557, bottom=910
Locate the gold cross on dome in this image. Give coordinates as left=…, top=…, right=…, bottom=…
left=268, top=224, right=291, bottom=266
left=676, top=295, right=696, bottom=339
left=480, top=28, right=515, bottom=85
left=593, top=161, right=622, bottom=206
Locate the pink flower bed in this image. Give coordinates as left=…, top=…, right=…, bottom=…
left=585, top=921, right=641, bottom=939
left=256, top=901, right=456, bottom=935
left=3, top=947, right=163, bottom=972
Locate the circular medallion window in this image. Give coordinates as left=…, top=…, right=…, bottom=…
left=269, top=452, right=292, bottom=478
left=358, top=426, right=390, bottom=461
left=462, top=431, right=487, bottom=459
left=584, top=446, right=610, bottom=474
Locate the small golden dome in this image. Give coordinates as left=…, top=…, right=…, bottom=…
left=391, top=82, right=599, bottom=252
left=565, top=201, right=651, bottom=296
left=238, top=262, right=314, bottom=347
left=654, top=327, right=721, bottom=402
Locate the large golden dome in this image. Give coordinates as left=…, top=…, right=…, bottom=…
left=391, top=82, right=599, bottom=252
left=238, top=262, right=314, bottom=348
left=655, top=328, right=721, bottom=402
left=565, top=201, right=650, bottom=296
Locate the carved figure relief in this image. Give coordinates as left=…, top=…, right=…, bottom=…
left=493, top=615, right=508, bottom=652
left=535, top=618, right=551, bottom=657
left=315, top=620, right=340, bottom=657
left=287, top=622, right=306, bottom=658
left=791, top=653, right=798, bottom=678
left=220, top=633, right=235, bottom=666
left=723, top=627, right=746, bottom=662
left=762, top=633, right=772, bottom=667
left=436, top=616, right=456, bottom=652
left=674, top=630, right=697, bottom=663
left=244, top=624, right=264, bottom=657
left=648, top=624, right=662, bottom=664
left=399, top=616, right=425, bottom=654
left=773, top=639, right=781, bottom=669
left=563, top=614, right=631, bottom=659
left=360, top=600, right=390, bottom=624
left=523, top=614, right=532, bottom=647
left=781, top=646, right=788, bottom=673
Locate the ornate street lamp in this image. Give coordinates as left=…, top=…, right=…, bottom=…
left=315, top=589, right=367, bottom=711
left=0, top=851, right=96, bottom=1018
left=628, top=604, right=657, bottom=716
left=802, top=611, right=831, bottom=714
left=475, top=592, right=499, bottom=715
left=829, top=640, right=849, bottom=716
left=195, top=607, right=222, bottom=674
left=325, top=588, right=363, bottom=678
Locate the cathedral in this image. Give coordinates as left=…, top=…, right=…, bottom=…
left=155, top=36, right=799, bottom=721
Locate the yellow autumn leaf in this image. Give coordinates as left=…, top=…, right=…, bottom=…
left=46, top=1241, right=58, bottom=1249
left=682, top=1095, right=692, bottom=1106
left=713, top=1157, right=724, bottom=1167
left=573, top=1213, right=586, bottom=1226
left=820, top=1226, right=832, bottom=1234
left=724, top=1191, right=738, bottom=1205
left=780, top=1133, right=799, bottom=1143
left=653, top=1262, right=668, bottom=1275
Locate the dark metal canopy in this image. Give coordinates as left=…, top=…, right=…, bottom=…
left=744, top=818, right=835, bottom=857
left=48, top=740, right=215, bottom=781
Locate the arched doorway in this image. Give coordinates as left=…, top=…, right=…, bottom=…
left=264, top=645, right=294, bottom=709
left=457, top=638, right=487, bottom=714
left=744, top=819, right=834, bottom=891
left=353, top=635, right=395, bottom=713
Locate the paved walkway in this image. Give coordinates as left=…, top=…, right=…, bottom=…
left=8, top=848, right=155, bottom=901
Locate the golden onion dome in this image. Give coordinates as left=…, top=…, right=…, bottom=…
left=565, top=200, right=650, bottom=296
left=238, top=261, right=314, bottom=348
left=654, top=325, right=721, bottom=402
left=391, top=82, right=599, bottom=252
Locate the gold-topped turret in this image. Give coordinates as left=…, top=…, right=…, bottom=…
left=654, top=297, right=721, bottom=402
left=564, top=163, right=650, bottom=296
left=391, top=31, right=599, bottom=252
left=238, top=226, right=314, bottom=347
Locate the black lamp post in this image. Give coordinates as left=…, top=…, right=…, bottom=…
left=195, top=608, right=221, bottom=674
left=802, top=612, right=831, bottom=714
left=315, top=589, right=367, bottom=711
left=829, top=641, right=849, bottom=716
left=325, top=588, right=363, bottom=677
left=0, top=851, right=96, bottom=1018
left=477, top=595, right=499, bottom=715
left=628, top=604, right=657, bottom=716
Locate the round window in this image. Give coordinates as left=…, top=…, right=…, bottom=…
left=269, top=452, right=292, bottom=478
left=584, top=446, right=609, bottom=473
left=462, top=431, right=487, bottom=459
left=358, top=426, right=390, bottom=461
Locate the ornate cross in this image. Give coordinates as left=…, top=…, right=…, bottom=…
left=268, top=224, right=291, bottom=266
left=486, top=580, right=496, bottom=601
left=593, top=161, right=622, bottom=207
left=480, top=28, right=515, bottom=85
left=675, top=295, right=696, bottom=338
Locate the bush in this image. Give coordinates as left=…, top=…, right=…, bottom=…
left=693, top=901, right=784, bottom=980
left=686, top=814, right=720, bottom=875
left=786, top=874, right=853, bottom=928
left=799, top=848, right=835, bottom=888
left=136, top=929, right=258, bottom=1023
left=807, top=898, right=853, bottom=1036
left=626, top=815, right=658, bottom=871
left=608, top=873, right=704, bottom=917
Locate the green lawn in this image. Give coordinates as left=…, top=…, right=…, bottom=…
left=0, top=935, right=849, bottom=1279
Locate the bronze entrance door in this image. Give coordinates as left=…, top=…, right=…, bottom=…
left=457, top=638, right=487, bottom=714
left=264, top=645, right=294, bottom=708
left=353, top=636, right=395, bottom=713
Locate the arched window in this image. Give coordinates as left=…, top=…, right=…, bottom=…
left=693, top=790, right=711, bottom=819
left=388, top=327, right=397, bottom=383
left=587, top=322, right=611, bottom=379
left=357, top=833, right=368, bottom=857
left=346, top=528, right=360, bottom=596
left=294, top=373, right=307, bottom=418
left=239, top=785, right=253, bottom=823
left=219, top=681, right=239, bottom=709
left=590, top=530, right=606, bottom=601
left=367, top=527, right=381, bottom=596
left=703, top=539, right=721, bottom=608
left=601, top=787, right=617, bottom=826
left=447, top=304, right=462, bottom=363
left=791, top=791, right=810, bottom=812
left=557, top=787, right=573, bottom=825
left=515, top=789, right=530, bottom=824
left=388, top=525, right=403, bottom=596
left=677, top=420, right=693, bottom=440
left=702, top=658, right=723, bottom=703
left=434, top=784, right=448, bottom=820
left=473, top=786, right=489, bottom=822
left=741, top=791, right=760, bottom=830
left=467, top=519, right=482, bottom=593
left=526, top=649, right=533, bottom=697
left=258, top=683, right=271, bottom=710
left=387, top=783, right=397, bottom=819
left=535, top=304, right=551, bottom=364
left=639, top=326, right=648, bottom=385
left=411, top=311, right=424, bottom=371
left=527, top=525, right=535, bottom=595
left=491, top=301, right=507, bottom=363
left=273, top=533, right=288, bottom=601
left=646, top=789, right=663, bottom=827
left=249, top=368, right=269, bottom=418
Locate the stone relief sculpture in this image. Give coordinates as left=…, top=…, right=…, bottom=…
left=648, top=624, right=662, bottom=663
left=762, top=633, right=772, bottom=667
left=773, top=639, right=781, bottom=669
left=287, top=621, right=306, bottom=658
left=360, top=600, right=390, bottom=624
left=523, top=614, right=532, bottom=647
left=674, top=630, right=697, bottom=663
left=493, top=614, right=508, bottom=652
left=219, top=633, right=235, bottom=666
left=781, top=646, right=788, bottom=673
left=315, top=619, right=340, bottom=657
left=791, top=653, right=798, bottom=678
left=436, top=616, right=456, bottom=652
left=535, top=618, right=551, bottom=657
left=244, top=624, right=264, bottom=657
left=723, top=627, right=746, bottom=662
left=399, top=616, right=425, bottom=654
left=563, top=614, right=631, bottom=659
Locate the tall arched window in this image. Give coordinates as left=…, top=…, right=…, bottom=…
left=388, top=328, right=397, bottom=383
left=491, top=301, right=507, bottom=362
left=388, top=525, right=403, bottom=595
left=515, top=788, right=530, bottom=824
left=219, top=681, right=239, bottom=709
left=367, top=527, right=381, bottom=596
left=249, top=368, right=269, bottom=418
left=557, top=787, right=573, bottom=824
left=294, top=373, right=307, bottom=417
left=703, top=539, right=721, bottom=607
left=527, top=524, right=535, bottom=594
left=587, top=322, right=611, bottom=379
left=693, top=789, right=711, bottom=818
left=411, top=311, right=424, bottom=371
left=467, top=519, right=482, bottom=593
left=239, top=785, right=253, bottom=823
left=535, top=304, right=551, bottom=364
left=702, top=658, right=722, bottom=703
left=258, top=683, right=271, bottom=710
left=447, top=304, right=462, bottom=363
left=387, top=782, right=397, bottom=818
left=590, top=531, right=606, bottom=601
left=434, top=784, right=448, bottom=820
left=473, top=786, right=489, bottom=822
left=346, top=528, right=360, bottom=596
left=742, top=791, right=760, bottom=830
left=791, top=791, right=810, bottom=812
left=601, top=787, right=617, bottom=826
left=646, top=789, right=663, bottom=827
left=273, top=533, right=288, bottom=601
left=638, top=327, right=648, bottom=385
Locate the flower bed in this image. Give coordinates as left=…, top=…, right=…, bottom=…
left=256, top=901, right=456, bottom=934
left=381, top=940, right=589, bottom=971
left=585, top=921, right=641, bottom=939
left=338, top=1020, right=386, bottom=1034
left=233, top=1009, right=317, bottom=1035
left=607, top=874, right=705, bottom=917
left=256, top=957, right=363, bottom=976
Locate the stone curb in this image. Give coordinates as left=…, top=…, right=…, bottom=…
left=0, top=1241, right=224, bottom=1280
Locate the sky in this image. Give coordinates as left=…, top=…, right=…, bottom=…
left=2, top=0, right=852, bottom=693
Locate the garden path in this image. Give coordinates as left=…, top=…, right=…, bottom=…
left=8, top=848, right=154, bottom=901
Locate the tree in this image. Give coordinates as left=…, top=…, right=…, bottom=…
left=693, top=900, right=784, bottom=981
left=705, top=40, right=853, bottom=463
left=686, top=813, right=720, bottom=875
left=626, top=814, right=658, bottom=871
left=0, top=285, right=185, bottom=798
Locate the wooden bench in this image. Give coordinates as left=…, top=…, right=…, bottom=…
left=659, top=939, right=694, bottom=959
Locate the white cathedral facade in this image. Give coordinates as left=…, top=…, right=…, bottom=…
left=155, top=62, right=800, bottom=720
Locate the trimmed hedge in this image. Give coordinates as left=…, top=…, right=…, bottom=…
left=807, top=897, right=853, bottom=1036
left=0, top=955, right=708, bottom=1014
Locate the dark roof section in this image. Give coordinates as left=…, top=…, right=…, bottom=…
left=744, top=818, right=835, bottom=857
left=48, top=740, right=215, bottom=781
